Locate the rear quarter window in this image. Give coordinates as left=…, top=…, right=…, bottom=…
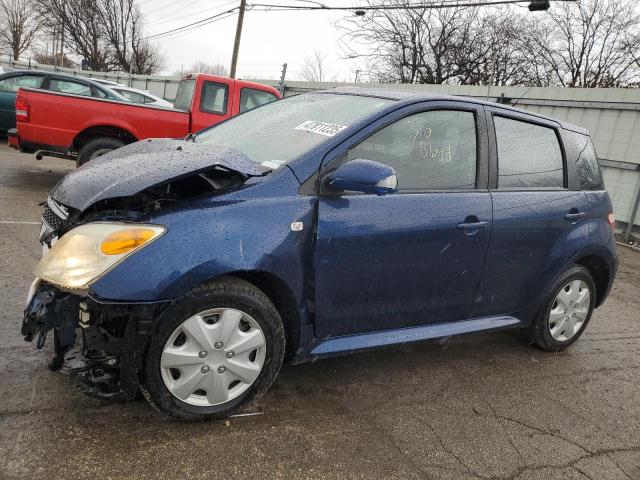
left=563, top=129, right=604, bottom=190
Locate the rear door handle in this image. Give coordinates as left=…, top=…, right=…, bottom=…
left=457, top=221, right=489, bottom=231
left=565, top=212, right=586, bottom=221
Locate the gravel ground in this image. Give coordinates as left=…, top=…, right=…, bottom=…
left=1, top=148, right=639, bottom=480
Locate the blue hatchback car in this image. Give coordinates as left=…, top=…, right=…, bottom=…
left=23, top=88, right=618, bottom=420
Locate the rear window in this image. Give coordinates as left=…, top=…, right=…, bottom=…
left=240, top=88, right=278, bottom=113
left=563, top=129, right=604, bottom=190
left=495, top=116, right=564, bottom=189
left=174, top=79, right=195, bottom=110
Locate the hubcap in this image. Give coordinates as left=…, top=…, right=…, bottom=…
left=160, top=308, right=266, bottom=407
left=548, top=280, right=591, bottom=342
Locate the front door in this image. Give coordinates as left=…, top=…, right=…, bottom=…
left=314, top=103, right=493, bottom=338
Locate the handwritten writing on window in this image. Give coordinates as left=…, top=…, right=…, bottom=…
left=407, top=119, right=453, bottom=164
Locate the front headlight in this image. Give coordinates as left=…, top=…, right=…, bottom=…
left=34, top=222, right=166, bottom=290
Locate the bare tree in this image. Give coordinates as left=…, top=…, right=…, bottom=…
left=533, top=0, right=640, bottom=87
left=0, top=0, right=40, bottom=60
left=36, top=0, right=110, bottom=70
left=35, top=0, right=163, bottom=72
left=184, top=60, right=229, bottom=75
left=300, top=49, right=328, bottom=82
left=339, top=0, right=485, bottom=84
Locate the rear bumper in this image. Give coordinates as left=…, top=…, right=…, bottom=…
left=600, top=254, right=619, bottom=306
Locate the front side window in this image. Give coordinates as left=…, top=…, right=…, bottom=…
left=240, top=88, right=278, bottom=113
left=495, top=116, right=564, bottom=189
left=0, top=74, right=44, bottom=92
left=200, top=81, right=228, bottom=115
left=48, top=79, right=92, bottom=97
left=347, top=110, right=477, bottom=191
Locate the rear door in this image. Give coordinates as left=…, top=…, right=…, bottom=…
left=472, top=107, right=589, bottom=319
left=314, top=101, right=493, bottom=338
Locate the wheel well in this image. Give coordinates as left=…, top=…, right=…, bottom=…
left=575, top=255, right=610, bottom=307
left=73, top=125, right=137, bottom=151
left=229, top=271, right=301, bottom=360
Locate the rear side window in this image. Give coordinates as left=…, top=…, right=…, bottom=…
left=495, top=116, right=564, bottom=189
left=200, top=81, right=228, bottom=115
left=48, top=79, right=92, bottom=97
left=563, top=129, right=604, bottom=190
left=0, top=74, right=44, bottom=92
left=347, top=110, right=477, bottom=191
left=240, top=88, right=278, bottom=113
left=116, top=89, right=147, bottom=104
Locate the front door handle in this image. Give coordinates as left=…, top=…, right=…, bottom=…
left=565, top=212, right=586, bottom=221
left=457, top=221, right=489, bottom=231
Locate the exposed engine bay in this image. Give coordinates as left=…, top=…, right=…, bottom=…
left=22, top=140, right=261, bottom=400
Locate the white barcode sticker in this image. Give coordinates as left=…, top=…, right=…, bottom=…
left=294, top=120, right=348, bottom=137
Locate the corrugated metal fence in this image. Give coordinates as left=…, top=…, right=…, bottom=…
left=2, top=58, right=639, bottom=234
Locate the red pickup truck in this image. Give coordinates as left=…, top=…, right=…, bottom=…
left=9, top=74, right=280, bottom=165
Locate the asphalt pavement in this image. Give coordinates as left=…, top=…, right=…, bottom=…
left=1, top=147, right=639, bottom=480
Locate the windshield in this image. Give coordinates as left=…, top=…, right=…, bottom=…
left=195, top=93, right=393, bottom=167
left=174, top=79, right=195, bottom=110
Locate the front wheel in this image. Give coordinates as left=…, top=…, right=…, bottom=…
left=141, top=277, right=286, bottom=421
left=525, top=264, right=596, bottom=352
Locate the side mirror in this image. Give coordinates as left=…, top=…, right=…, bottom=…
left=325, top=159, right=398, bottom=196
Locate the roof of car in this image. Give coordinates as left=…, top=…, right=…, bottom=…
left=318, top=86, right=588, bottom=135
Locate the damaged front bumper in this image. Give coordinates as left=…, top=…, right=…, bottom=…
left=22, top=281, right=170, bottom=401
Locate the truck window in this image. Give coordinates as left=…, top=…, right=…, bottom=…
left=174, top=79, right=195, bottom=111
left=200, top=81, right=228, bottom=115
left=49, top=79, right=92, bottom=97
left=494, top=116, right=564, bottom=189
left=0, top=74, right=44, bottom=92
left=239, top=88, right=278, bottom=113
left=564, top=129, right=604, bottom=190
left=347, top=110, right=477, bottom=191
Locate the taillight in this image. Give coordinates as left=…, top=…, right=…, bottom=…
left=607, top=212, right=616, bottom=231
left=15, top=97, right=29, bottom=122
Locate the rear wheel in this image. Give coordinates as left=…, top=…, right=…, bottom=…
left=141, top=277, right=286, bottom=421
left=77, top=137, right=124, bottom=166
left=525, top=264, right=596, bottom=351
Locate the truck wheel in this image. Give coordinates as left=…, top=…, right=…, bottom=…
left=77, top=137, right=124, bottom=166
left=523, top=264, right=596, bottom=352
left=141, top=277, right=286, bottom=421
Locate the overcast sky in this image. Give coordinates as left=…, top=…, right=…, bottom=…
left=140, top=0, right=364, bottom=81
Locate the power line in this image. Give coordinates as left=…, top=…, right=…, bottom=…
left=145, top=8, right=239, bottom=40
left=149, top=0, right=239, bottom=28
left=248, top=0, right=576, bottom=12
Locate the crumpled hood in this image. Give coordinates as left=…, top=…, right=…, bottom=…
left=50, top=138, right=268, bottom=211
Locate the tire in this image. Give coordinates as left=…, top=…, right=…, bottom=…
left=141, top=277, right=286, bottom=421
left=524, top=264, right=596, bottom=352
left=77, top=137, right=124, bottom=166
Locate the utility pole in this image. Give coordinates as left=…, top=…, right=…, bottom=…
left=229, top=0, right=247, bottom=78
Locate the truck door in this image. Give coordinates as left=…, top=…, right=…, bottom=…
left=191, top=80, right=233, bottom=131
left=314, top=102, right=493, bottom=338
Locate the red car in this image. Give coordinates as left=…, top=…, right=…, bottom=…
left=9, top=74, right=281, bottom=165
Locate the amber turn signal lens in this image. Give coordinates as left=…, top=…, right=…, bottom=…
left=100, top=228, right=157, bottom=255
